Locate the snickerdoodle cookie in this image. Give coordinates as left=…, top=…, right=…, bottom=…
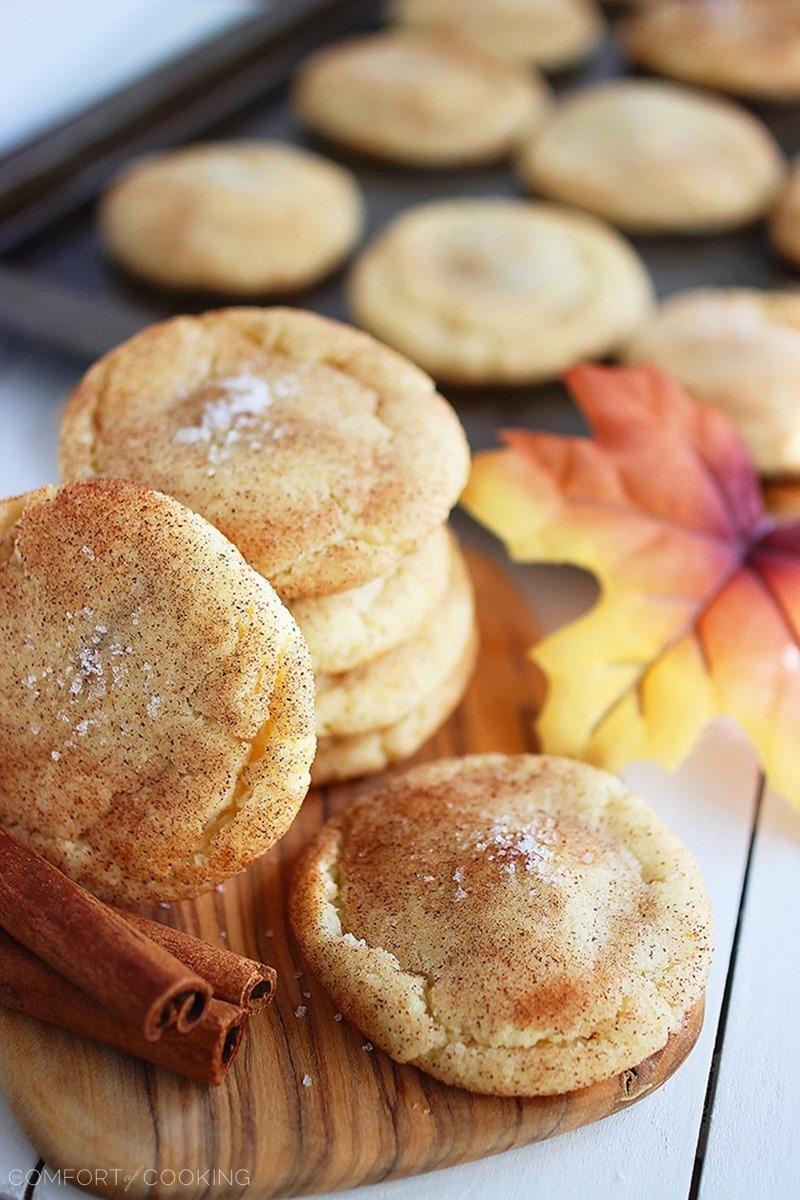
left=314, top=537, right=474, bottom=738
left=59, top=308, right=470, bottom=599
left=312, top=629, right=477, bottom=785
left=623, top=288, right=800, bottom=476
left=520, top=80, right=784, bottom=234
left=293, top=31, right=549, bottom=168
left=289, top=524, right=452, bottom=674
left=770, top=158, right=800, bottom=269
left=0, top=479, right=315, bottom=905
left=622, top=0, right=800, bottom=102
left=348, top=199, right=653, bottom=385
left=390, top=0, right=603, bottom=72
left=291, top=754, right=712, bottom=1095
left=98, top=141, right=364, bottom=294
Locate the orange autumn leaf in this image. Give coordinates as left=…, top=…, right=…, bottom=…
left=462, top=364, right=800, bottom=804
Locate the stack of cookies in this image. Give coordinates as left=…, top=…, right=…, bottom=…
left=58, top=307, right=474, bottom=786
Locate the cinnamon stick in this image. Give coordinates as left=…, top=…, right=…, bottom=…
left=0, top=829, right=211, bottom=1040
left=115, top=909, right=276, bottom=1011
left=0, top=930, right=246, bottom=1085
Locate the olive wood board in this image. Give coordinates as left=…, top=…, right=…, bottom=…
left=0, top=550, right=703, bottom=1200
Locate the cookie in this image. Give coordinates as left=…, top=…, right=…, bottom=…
left=98, top=141, right=364, bottom=294
left=520, top=80, right=784, bottom=234
left=348, top=199, right=653, bottom=385
left=290, top=524, right=452, bottom=675
left=623, top=288, right=800, bottom=476
left=293, top=31, right=549, bottom=168
left=390, top=0, right=603, bottom=72
left=59, top=308, right=470, bottom=599
left=291, top=754, right=712, bottom=1096
left=622, top=0, right=800, bottom=102
left=0, top=480, right=315, bottom=905
left=770, top=157, right=800, bottom=269
left=763, top=480, right=800, bottom=518
left=314, top=537, right=474, bottom=738
left=311, top=624, right=478, bottom=785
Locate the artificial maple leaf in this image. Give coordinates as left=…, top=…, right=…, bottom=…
left=462, top=364, right=800, bottom=805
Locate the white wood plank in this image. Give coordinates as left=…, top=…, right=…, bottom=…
left=699, top=782, right=800, bottom=1200
left=28, top=720, right=760, bottom=1200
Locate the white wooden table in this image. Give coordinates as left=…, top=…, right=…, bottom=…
left=1, top=5, right=799, bottom=1198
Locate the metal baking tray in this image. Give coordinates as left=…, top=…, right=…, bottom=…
left=1, top=0, right=799, bottom=453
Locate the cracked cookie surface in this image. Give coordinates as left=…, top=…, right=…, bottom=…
left=59, top=308, right=470, bottom=599
left=291, top=754, right=712, bottom=1095
left=0, top=479, right=315, bottom=903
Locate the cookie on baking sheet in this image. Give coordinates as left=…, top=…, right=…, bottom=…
left=59, top=308, right=470, bottom=600
left=314, top=536, right=474, bottom=738
left=98, top=141, right=364, bottom=294
left=390, top=0, right=603, bottom=71
left=520, top=80, right=784, bottom=234
left=0, top=479, right=315, bottom=905
left=623, top=288, right=800, bottom=477
left=770, top=158, right=800, bottom=270
left=348, top=198, right=653, bottom=385
left=293, top=31, right=549, bottom=168
left=291, top=754, right=712, bottom=1095
left=622, top=0, right=800, bottom=102
left=290, top=524, right=452, bottom=675
left=311, top=623, right=478, bottom=785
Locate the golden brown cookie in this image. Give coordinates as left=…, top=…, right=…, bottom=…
left=289, top=524, right=452, bottom=674
left=0, top=480, right=315, bottom=905
left=59, top=308, right=470, bottom=599
left=390, top=0, right=603, bottom=71
left=521, top=80, right=784, bottom=233
left=311, top=623, right=478, bottom=785
left=623, top=288, right=800, bottom=476
left=314, top=536, right=474, bottom=738
left=98, top=141, right=364, bottom=294
left=622, top=0, right=800, bottom=102
left=292, top=754, right=712, bottom=1095
left=349, top=198, right=653, bottom=385
left=293, top=31, right=549, bottom=167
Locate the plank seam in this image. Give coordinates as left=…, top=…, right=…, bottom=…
left=687, top=772, right=766, bottom=1200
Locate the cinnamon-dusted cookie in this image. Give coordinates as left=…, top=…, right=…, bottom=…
left=521, top=80, right=784, bottom=234
left=390, top=0, right=603, bottom=72
left=0, top=480, right=315, bottom=905
left=291, top=754, right=713, bottom=1095
left=349, top=199, right=653, bottom=385
left=59, top=308, right=470, bottom=599
left=622, top=0, right=800, bottom=102
left=293, top=31, right=549, bottom=168
left=98, top=141, right=363, bottom=294
left=313, top=536, right=474, bottom=738
left=311, top=625, right=478, bottom=785
left=290, top=524, right=452, bottom=674
left=623, top=288, right=800, bottom=476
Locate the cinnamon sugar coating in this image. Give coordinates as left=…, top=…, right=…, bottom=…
left=0, top=480, right=315, bottom=903
left=291, top=755, right=712, bottom=1095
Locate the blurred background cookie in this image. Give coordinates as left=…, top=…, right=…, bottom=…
left=390, top=0, right=603, bottom=72
left=98, top=141, right=364, bottom=294
left=59, top=307, right=470, bottom=599
left=293, top=30, right=549, bottom=168
left=770, top=157, right=800, bottom=268
left=291, top=754, right=712, bottom=1095
left=349, top=198, right=653, bottom=385
left=623, top=288, right=800, bottom=478
left=622, top=0, right=800, bottom=102
left=520, top=80, right=784, bottom=233
left=0, top=479, right=315, bottom=904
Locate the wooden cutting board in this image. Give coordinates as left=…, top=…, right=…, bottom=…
left=0, top=551, right=703, bottom=1200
